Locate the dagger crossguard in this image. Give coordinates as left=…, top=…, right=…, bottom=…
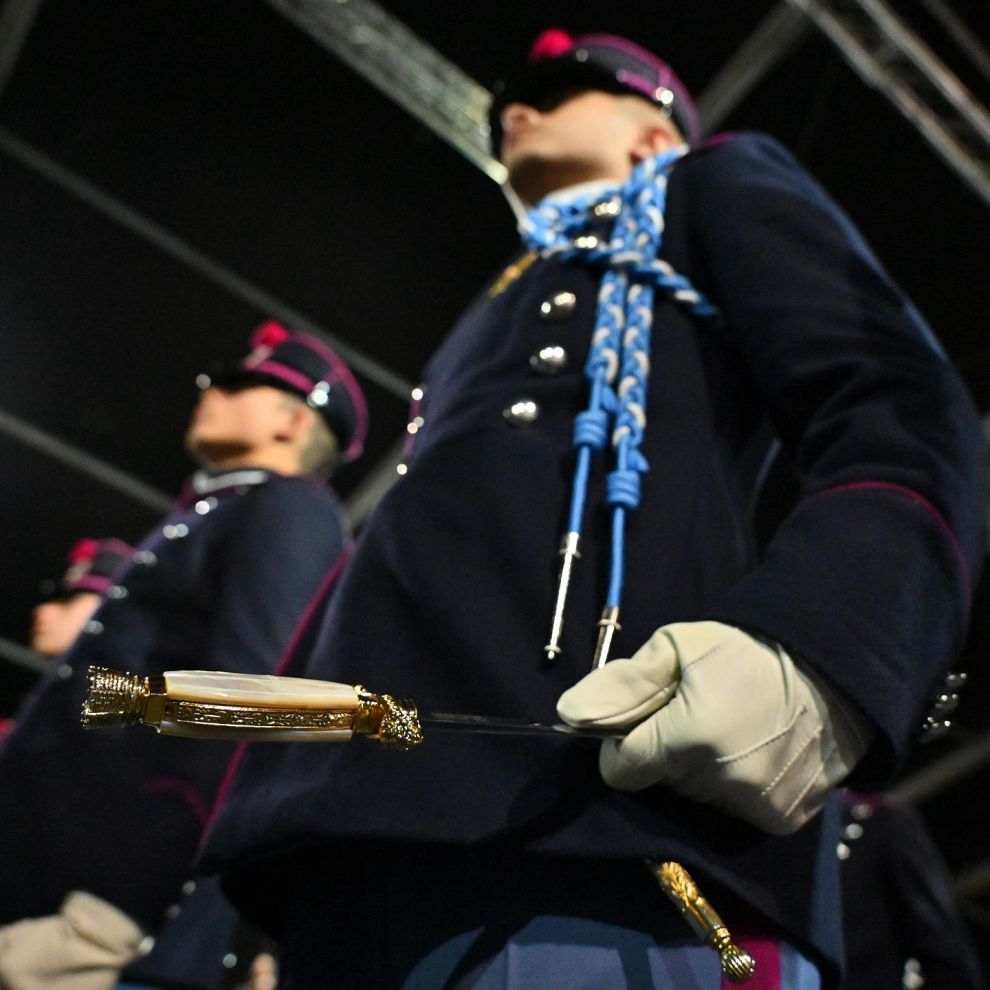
left=355, top=689, right=424, bottom=750
left=646, top=860, right=756, bottom=984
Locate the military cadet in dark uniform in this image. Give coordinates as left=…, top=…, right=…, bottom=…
left=29, top=540, right=136, bottom=661
left=0, top=540, right=134, bottom=744
left=0, top=322, right=366, bottom=990
left=201, top=32, right=986, bottom=989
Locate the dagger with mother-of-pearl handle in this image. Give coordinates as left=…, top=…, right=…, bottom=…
left=80, top=667, right=625, bottom=746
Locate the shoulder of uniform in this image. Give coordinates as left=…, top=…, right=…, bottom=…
left=679, top=131, right=795, bottom=173
left=241, top=472, right=342, bottom=516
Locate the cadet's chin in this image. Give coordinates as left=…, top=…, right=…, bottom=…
left=185, top=432, right=251, bottom=468
left=505, top=155, right=554, bottom=206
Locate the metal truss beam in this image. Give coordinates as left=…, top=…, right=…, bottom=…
left=787, top=0, right=990, bottom=208
left=263, top=0, right=506, bottom=184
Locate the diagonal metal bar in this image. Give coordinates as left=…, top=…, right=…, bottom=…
left=888, top=730, right=990, bottom=805
left=787, top=0, right=990, bottom=209
left=0, top=634, right=49, bottom=674
left=0, top=0, right=44, bottom=99
left=343, top=435, right=404, bottom=527
left=0, top=406, right=173, bottom=513
left=954, top=857, right=990, bottom=899
left=263, top=0, right=506, bottom=184
left=919, top=0, right=990, bottom=87
left=0, top=126, right=412, bottom=400
left=697, top=2, right=813, bottom=134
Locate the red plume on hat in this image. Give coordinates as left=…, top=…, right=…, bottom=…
left=251, top=320, right=291, bottom=350
left=68, top=539, right=99, bottom=565
left=529, top=29, right=574, bottom=61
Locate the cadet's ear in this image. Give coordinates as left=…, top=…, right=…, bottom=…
left=630, top=121, right=680, bottom=164
left=273, top=400, right=315, bottom=445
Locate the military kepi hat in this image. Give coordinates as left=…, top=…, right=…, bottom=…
left=42, top=538, right=135, bottom=601
left=205, top=322, right=369, bottom=463
left=490, top=29, right=698, bottom=153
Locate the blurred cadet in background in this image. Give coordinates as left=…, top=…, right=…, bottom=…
left=29, top=539, right=135, bottom=659
left=0, top=322, right=365, bottom=990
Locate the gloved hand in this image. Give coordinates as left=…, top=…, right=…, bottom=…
left=557, top=621, right=873, bottom=835
left=0, top=891, right=145, bottom=990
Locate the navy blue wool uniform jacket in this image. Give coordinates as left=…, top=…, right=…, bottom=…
left=202, top=135, right=986, bottom=982
left=0, top=468, right=347, bottom=988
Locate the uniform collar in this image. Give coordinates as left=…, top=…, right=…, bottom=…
left=175, top=467, right=271, bottom=509
left=541, top=178, right=621, bottom=207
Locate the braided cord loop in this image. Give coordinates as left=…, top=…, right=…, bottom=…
left=520, top=147, right=720, bottom=660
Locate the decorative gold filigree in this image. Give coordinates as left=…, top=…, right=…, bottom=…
left=487, top=250, right=539, bottom=298
left=374, top=694, right=423, bottom=750
left=164, top=701, right=354, bottom=731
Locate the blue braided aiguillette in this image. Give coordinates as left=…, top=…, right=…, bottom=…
left=520, top=146, right=722, bottom=669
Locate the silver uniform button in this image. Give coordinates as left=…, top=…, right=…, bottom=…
left=530, top=345, right=568, bottom=374
left=504, top=400, right=540, bottom=425
left=194, top=497, right=218, bottom=515
left=133, top=550, right=157, bottom=566
left=163, top=523, right=190, bottom=540
left=539, top=291, right=577, bottom=322
left=84, top=620, right=104, bottom=635
left=106, top=585, right=128, bottom=600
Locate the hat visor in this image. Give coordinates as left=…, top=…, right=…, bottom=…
left=490, top=57, right=635, bottom=154
left=205, top=368, right=307, bottom=398
left=205, top=369, right=358, bottom=459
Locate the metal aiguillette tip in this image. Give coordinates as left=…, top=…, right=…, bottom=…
left=592, top=605, right=621, bottom=669
left=545, top=531, right=581, bottom=660
left=81, top=666, right=149, bottom=729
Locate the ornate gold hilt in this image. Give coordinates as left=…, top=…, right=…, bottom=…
left=646, top=860, right=756, bottom=983
left=81, top=667, right=423, bottom=750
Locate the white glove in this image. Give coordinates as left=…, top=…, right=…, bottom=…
left=0, top=891, right=145, bottom=990
left=557, top=621, right=873, bottom=835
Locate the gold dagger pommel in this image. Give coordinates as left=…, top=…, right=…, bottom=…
left=82, top=667, right=164, bottom=729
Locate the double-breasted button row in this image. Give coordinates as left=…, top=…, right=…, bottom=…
left=837, top=802, right=873, bottom=859
left=539, top=291, right=576, bottom=322
left=397, top=385, right=427, bottom=477
left=921, top=670, right=967, bottom=742
left=501, top=290, right=581, bottom=427
left=530, top=345, right=568, bottom=374
left=503, top=400, right=540, bottom=425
